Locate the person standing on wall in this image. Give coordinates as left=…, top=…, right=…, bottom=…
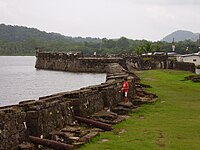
left=122, top=77, right=129, bottom=103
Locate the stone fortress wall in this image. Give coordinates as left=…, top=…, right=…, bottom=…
left=1, top=51, right=195, bottom=149
left=0, top=52, right=136, bottom=149
left=35, top=52, right=127, bottom=73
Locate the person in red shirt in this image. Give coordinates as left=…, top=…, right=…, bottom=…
left=122, top=78, right=129, bottom=103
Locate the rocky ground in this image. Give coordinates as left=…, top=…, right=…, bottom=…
left=184, top=75, right=200, bottom=82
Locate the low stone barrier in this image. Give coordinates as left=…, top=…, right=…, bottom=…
left=174, top=61, right=195, bottom=73
left=0, top=96, right=74, bottom=150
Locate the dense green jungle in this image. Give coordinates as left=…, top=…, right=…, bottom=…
left=0, top=24, right=199, bottom=56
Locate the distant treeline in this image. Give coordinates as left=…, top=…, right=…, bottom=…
left=0, top=24, right=200, bottom=56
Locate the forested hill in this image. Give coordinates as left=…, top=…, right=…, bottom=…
left=0, top=24, right=102, bottom=55
left=0, top=24, right=199, bottom=56
left=0, top=24, right=100, bottom=43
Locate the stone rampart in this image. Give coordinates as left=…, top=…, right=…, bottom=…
left=0, top=79, right=135, bottom=149
left=174, top=61, right=196, bottom=73
left=0, top=52, right=136, bottom=149
left=0, top=106, right=27, bottom=149
left=0, top=96, right=74, bottom=150
left=35, top=52, right=127, bottom=73
left=124, top=55, right=174, bottom=70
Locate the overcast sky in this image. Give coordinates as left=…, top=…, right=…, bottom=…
left=0, top=0, right=199, bottom=41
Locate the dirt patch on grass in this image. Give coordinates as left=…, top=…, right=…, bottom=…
left=155, top=130, right=165, bottom=148
left=119, top=115, right=131, bottom=119
left=99, top=139, right=109, bottom=143
left=158, top=132, right=164, bottom=138
left=113, top=128, right=127, bottom=135
left=139, top=115, right=145, bottom=119
left=127, top=138, right=144, bottom=142
left=118, top=129, right=127, bottom=134
left=176, top=136, right=186, bottom=140
left=156, top=143, right=166, bottom=147
left=143, top=129, right=150, bottom=134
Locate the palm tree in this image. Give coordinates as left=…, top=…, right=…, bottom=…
left=143, top=41, right=154, bottom=53
left=134, top=46, right=144, bottom=56
left=155, top=43, right=161, bottom=52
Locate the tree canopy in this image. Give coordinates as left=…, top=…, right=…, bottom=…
left=0, top=24, right=200, bottom=56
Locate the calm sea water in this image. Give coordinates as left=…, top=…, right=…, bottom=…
left=0, top=56, right=106, bottom=107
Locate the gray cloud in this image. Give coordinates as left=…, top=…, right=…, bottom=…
left=126, top=0, right=200, bottom=5
left=0, top=0, right=199, bottom=41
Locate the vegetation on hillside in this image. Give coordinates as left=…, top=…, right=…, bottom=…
left=0, top=24, right=200, bottom=56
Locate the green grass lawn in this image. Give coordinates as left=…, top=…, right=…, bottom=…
left=80, top=69, right=200, bottom=150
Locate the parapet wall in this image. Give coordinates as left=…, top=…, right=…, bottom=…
left=0, top=106, right=27, bottom=149
left=131, top=55, right=174, bottom=70
left=0, top=95, right=74, bottom=150
left=0, top=52, right=136, bottom=149
left=0, top=78, right=135, bottom=150
left=174, top=61, right=195, bottom=73
left=35, top=52, right=127, bottom=73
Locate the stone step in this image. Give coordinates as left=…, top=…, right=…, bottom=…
left=50, top=126, right=90, bottom=144
left=72, top=142, right=85, bottom=149
left=92, top=110, right=118, bottom=121
left=92, top=115, right=126, bottom=125
left=136, top=88, right=144, bottom=92
left=117, top=101, right=134, bottom=109
left=112, top=116, right=127, bottom=124
left=112, top=106, right=131, bottom=115
left=143, top=91, right=157, bottom=98
left=135, top=84, right=142, bottom=88
left=135, top=82, right=152, bottom=88
left=78, top=131, right=100, bottom=143
left=18, top=142, right=34, bottom=150
left=61, top=126, right=81, bottom=133
left=50, top=131, right=76, bottom=141
left=133, top=97, right=157, bottom=105
left=136, top=91, right=146, bottom=97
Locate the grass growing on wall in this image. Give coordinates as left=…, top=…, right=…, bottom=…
left=196, top=65, right=200, bottom=69
left=79, top=69, right=200, bottom=150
